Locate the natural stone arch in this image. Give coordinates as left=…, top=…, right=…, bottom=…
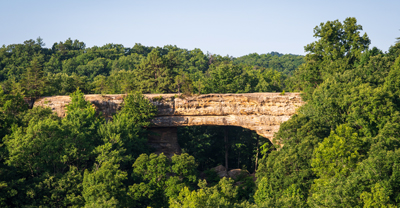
left=149, top=93, right=303, bottom=144
left=33, top=93, right=304, bottom=145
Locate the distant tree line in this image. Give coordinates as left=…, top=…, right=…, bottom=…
left=1, top=17, right=400, bottom=207
left=0, top=37, right=304, bottom=99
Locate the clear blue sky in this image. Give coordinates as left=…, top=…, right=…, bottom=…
left=1, top=0, right=399, bottom=57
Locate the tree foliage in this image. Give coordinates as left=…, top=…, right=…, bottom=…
left=254, top=18, right=400, bottom=208
left=1, top=17, right=400, bottom=207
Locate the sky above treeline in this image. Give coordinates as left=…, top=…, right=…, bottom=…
left=1, top=0, right=399, bottom=57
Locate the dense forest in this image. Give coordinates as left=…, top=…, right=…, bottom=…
left=0, top=34, right=303, bottom=97
left=1, top=17, right=400, bottom=207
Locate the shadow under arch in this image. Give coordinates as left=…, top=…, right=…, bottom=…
left=147, top=125, right=275, bottom=174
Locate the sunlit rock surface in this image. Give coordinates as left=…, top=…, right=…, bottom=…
left=33, top=93, right=303, bottom=145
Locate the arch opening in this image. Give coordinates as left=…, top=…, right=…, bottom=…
left=176, top=125, right=274, bottom=174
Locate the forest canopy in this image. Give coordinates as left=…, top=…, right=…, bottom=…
left=0, top=37, right=303, bottom=97
left=1, top=17, right=400, bottom=207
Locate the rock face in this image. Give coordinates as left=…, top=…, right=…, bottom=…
left=210, top=165, right=248, bottom=179
left=151, top=93, right=303, bottom=145
left=212, top=165, right=228, bottom=178
left=33, top=93, right=303, bottom=144
left=33, top=94, right=124, bottom=120
left=228, top=169, right=247, bottom=180
left=33, top=93, right=303, bottom=155
left=147, top=127, right=181, bottom=158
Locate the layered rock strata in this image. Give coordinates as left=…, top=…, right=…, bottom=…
left=33, top=93, right=303, bottom=145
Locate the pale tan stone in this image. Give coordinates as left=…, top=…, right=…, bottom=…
left=33, top=93, right=303, bottom=144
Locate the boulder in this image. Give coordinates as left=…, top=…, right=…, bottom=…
left=228, top=169, right=246, bottom=180
left=212, top=165, right=228, bottom=178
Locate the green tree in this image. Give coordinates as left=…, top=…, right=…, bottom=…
left=5, top=89, right=101, bottom=175
left=82, top=150, right=128, bottom=207
left=293, top=17, right=370, bottom=99
left=129, top=153, right=198, bottom=207
left=129, top=153, right=171, bottom=207
left=2, top=89, right=103, bottom=207
left=174, top=72, right=194, bottom=95
left=0, top=87, right=29, bottom=207
left=165, top=153, right=198, bottom=200
left=254, top=68, right=282, bottom=92
left=76, top=58, right=111, bottom=81
left=311, top=125, right=362, bottom=178
left=233, top=52, right=305, bottom=76
left=202, top=63, right=254, bottom=93
left=254, top=113, right=329, bottom=207
left=385, top=56, right=400, bottom=97
left=0, top=87, right=27, bottom=140
left=45, top=73, right=91, bottom=95
left=119, top=93, right=157, bottom=127
left=308, top=125, right=363, bottom=207
left=136, top=49, right=175, bottom=93
left=96, top=92, right=157, bottom=174
left=20, top=57, right=47, bottom=102
left=82, top=93, right=159, bottom=207
left=361, top=182, right=398, bottom=208
left=170, top=177, right=242, bottom=207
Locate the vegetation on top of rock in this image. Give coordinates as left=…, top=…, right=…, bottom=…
left=1, top=17, right=400, bottom=207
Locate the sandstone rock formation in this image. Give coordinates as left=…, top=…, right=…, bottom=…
left=147, top=127, right=181, bottom=158
left=33, top=93, right=303, bottom=156
left=33, top=93, right=303, bottom=145
left=228, top=169, right=248, bottom=180
left=210, top=165, right=249, bottom=179
left=212, top=165, right=228, bottom=178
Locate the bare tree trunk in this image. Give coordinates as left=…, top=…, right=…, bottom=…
left=238, top=151, right=240, bottom=169
left=224, top=127, right=229, bottom=173
left=255, top=134, right=259, bottom=173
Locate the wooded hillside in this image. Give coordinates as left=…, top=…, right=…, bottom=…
left=1, top=17, right=400, bottom=207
